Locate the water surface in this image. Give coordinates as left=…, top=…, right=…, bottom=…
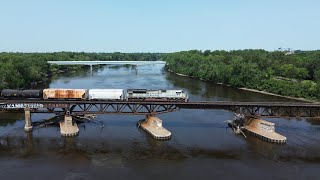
left=0, top=64, right=319, bottom=180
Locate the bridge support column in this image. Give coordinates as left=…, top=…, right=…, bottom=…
left=24, top=108, right=33, bottom=131
left=139, top=115, right=171, bottom=140
left=244, top=118, right=287, bottom=144
left=59, top=115, right=79, bottom=136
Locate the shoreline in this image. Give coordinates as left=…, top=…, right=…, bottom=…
left=167, top=69, right=314, bottom=103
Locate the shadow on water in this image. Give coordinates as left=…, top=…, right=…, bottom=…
left=1, top=128, right=320, bottom=164
left=0, top=113, right=24, bottom=127
left=187, top=147, right=240, bottom=160
left=0, top=134, right=237, bottom=162
left=305, top=118, right=320, bottom=126
left=243, top=131, right=320, bottom=164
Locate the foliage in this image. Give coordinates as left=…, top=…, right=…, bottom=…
left=164, top=50, right=320, bottom=101
left=0, top=52, right=162, bottom=89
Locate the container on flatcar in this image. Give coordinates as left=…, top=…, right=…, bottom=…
left=88, top=89, right=125, bottom=100
left=43, top=89, right=87, bottom=100
left=1, top=89, right=43, bottom=99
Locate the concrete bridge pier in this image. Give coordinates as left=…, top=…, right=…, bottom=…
left=24, top=108, right=33, bottom=132
left=59, top=114, right=79, bottom=136
left=139, top=115, right=171, bottom=140
left=243, top=118, right=287, bottom=144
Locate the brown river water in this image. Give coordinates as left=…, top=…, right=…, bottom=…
left=0, top=64, right=319, bottom=180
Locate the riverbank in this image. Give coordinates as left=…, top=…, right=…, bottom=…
left=238, top=87, right=314, bottom=102
left=168, top=69, right=314, bottom=103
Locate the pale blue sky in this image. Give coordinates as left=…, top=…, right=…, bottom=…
left=0, top=0, right=319, bottom=52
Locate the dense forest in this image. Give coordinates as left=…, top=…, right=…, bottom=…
left=1, top=50, right=320, bottom=101
left=0, top=52, right=162, bottom=89
left=164, top=50, right=320, bottom=101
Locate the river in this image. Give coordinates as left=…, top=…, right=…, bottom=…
left=0, top=64, right=319, bottom=180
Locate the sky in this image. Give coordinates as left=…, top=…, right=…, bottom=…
left=0, top=0, right=319, bottom=52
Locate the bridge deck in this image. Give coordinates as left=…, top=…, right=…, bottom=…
left=1, top=100, right=320, bottom=117
left=1, top=100, right=319, bottom=107
left=0, top=99, right=318, bottom=104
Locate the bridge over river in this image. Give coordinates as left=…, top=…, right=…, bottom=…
left=1, top=99, right=320, bottom=138
left=47, top=60, right=166, bottom=74
left=1, top=100, right=320, bottom=118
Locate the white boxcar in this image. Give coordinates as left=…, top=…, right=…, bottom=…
left=88, top=89, right=125, bottom=100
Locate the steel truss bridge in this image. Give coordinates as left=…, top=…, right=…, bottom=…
left=1, top=100, right=320, bottom=118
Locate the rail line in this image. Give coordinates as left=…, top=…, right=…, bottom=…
left=1, top=100, right=320, bottom=117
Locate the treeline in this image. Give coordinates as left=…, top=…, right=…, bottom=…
left=0, top=52, right=162, bottom=89
left=164, top=50, right=320, bottom=101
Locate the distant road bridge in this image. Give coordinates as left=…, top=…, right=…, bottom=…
left=47, top=60, right=166, bottom=73
left=47, top=61, right=166, bottom=66
left=1, top=100, right=320, bottom=118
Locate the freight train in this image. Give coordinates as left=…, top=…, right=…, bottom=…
left=0, top=89, right=188, bottom=102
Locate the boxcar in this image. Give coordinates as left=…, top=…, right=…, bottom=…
left=43, top=89, right=87, bottom=100
left=88, top=89, right=125, bottom=100
left=1, top=89, right=43, bottom=99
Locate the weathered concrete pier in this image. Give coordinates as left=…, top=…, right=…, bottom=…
left=140, top=116, right=171, bottom=140
left=59, top=115, right=79, bottom=136
left=23, top=108, right=79, bottom=136
left=244, top=119, right=287, bottom=144
left=24, top=108, right=33, bottom=131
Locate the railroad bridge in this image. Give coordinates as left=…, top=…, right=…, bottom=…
left=1, top=100, right=320, bottom=137
left=1, top=100, right=320, bottom=117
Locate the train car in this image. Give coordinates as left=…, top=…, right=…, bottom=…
left=126, top=89, right=188, bottom=102
left=43, top=89, right=87, bottom=100
left=158, top=89, right=188, bottom=102
left=1, top=89, right=43, bottom=99
left=88, top=89, right=125, bottom=100
left=126, top=89, right=147, bottom=100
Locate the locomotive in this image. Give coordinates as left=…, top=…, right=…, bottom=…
left=0, top=88, right=188, bottom=102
